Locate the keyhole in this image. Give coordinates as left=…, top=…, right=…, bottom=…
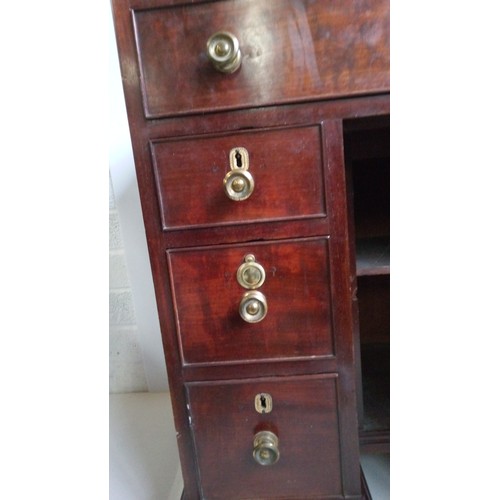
left=260, top=395, right=267, bottom=412
left=255, top=393, right=272, bottom=414
left=235, top=150, right=242, bottom=167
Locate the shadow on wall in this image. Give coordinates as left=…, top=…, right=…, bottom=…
left=109, top=393, right=183, bottom=500
left=109, top=2, right=167, bottom=393
left=109, top=173, right=148, bottom=394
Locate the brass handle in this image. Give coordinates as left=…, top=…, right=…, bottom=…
left=206, top=31, right=242, bottom=74
left=240, top=290, right=267, bottom=323
left=253, top=431, right=280, bottom=466
left=223, top=147, right=254, bottom=201
left=237, top=254, right=266, bottom=289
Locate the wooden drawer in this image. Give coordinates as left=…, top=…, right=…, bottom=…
left=186, top=373, right=343, bottom=499
left=132, top=0, right=390, bottom=118
left=151, top=125, right=326, bottom=231
left=167, top=237, right=335, bottom=366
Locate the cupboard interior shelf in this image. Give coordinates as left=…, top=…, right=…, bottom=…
left=356, top=237, right=390, bottom=276
left=358, top=341, right=390, bottom=453
left=359, top=342, right=389, bottom=433
left=345, top=115, right=390, bottom=455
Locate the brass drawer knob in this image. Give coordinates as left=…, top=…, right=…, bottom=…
left=206, top=31, right=242, bottom=74
left=224, top=169, right=254, bottom=200
left=239, top=290, right=267, bottom=323
left=253, top=431, right=280, bottom=466
left=237, top=254, right=266, bottom=289
left=223, top=147, right=254, bottom=201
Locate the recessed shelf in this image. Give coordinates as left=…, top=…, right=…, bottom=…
left=356, top=237, right=390, bottom=276
left=360, top=342, right=389, bottom=433
left=345, top=117, right=390, bottom=457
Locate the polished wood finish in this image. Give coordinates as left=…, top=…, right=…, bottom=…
left=187, top=374, right=343, bottom=499
left=132, top=0, right=389, bottom=118
left=151, top=125, right=326, bottom=231
left=111, top=0, right=390, bottom=495
left=168, top=237, right=335, bottom=365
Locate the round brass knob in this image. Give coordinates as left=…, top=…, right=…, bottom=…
left=239, top=291, right=267, bottom=323
left=253, top=431, right=280, bottom=466
left=223, top=169, right=254, bottom=201
left=206, top=31, right=242, bottom=74
left=237, top=254, right=266, bottom=289
left=246, top=300, right=260, bottom=315
left=231, top=177, right=246, bottom=192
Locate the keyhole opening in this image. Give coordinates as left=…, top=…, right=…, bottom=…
left=260, top=395, right=267, bottom=409
left=235, top=150, right=242, bottom=167
left=255, top=393, right=272, bottom=414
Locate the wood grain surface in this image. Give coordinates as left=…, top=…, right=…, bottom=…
left=133, top=0, right=390, bottom=117
left=111, top=0, right=390, bottom=495
left=151, top=125, right=326, bottom=230
left=186, top=374, right=343, bottom=499
left=168, top=237, right=335, bottom=365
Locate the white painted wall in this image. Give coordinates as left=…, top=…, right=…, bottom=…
left=109, top=174, right=148, bottom=393
left=109, top=5, right=168, bottom=393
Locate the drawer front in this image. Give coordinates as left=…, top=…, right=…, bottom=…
left=167, top=237, right=335, bottom=365
left=186, top=374, right=343, bottom=499
left=151, top=125, right=326, bottom=231
left=132, top=0, right=390, bottom=118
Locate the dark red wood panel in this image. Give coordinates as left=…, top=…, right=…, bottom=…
left=150, top=125, right=326, bottom=231
left=132, top=0, right=390, bottom=118
left=186, top=374, right=343, bottom=499
left=167, top=237, right=335, bottom=365
left=111, top=0, right=390, bottom=493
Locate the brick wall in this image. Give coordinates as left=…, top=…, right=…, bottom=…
left=109, top=174, right=148, bottom=393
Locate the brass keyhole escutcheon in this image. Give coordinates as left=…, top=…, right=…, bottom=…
left=255, top=393, right=273, bottom=414
left=237, top=254, right=266, bottom=289
left=244, top=268, right=261, bottom=285
left=223, top=147, right=254, bottom=201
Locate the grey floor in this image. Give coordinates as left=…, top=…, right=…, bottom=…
left=110, top=392, right=389, bottom=499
